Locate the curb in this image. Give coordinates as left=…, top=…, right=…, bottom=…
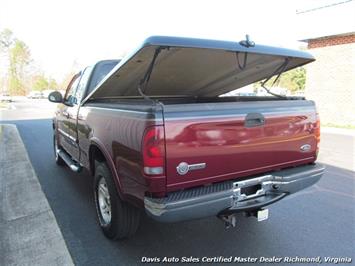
left=0, top=124, right=74, bottom=266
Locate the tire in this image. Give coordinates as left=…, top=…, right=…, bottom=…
left=53, top=134, right=65, bottom=166
left=94, top=162, right=140, bottom=240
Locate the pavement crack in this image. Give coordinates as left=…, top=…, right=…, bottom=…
left=4, top=208, right=52, bottom=223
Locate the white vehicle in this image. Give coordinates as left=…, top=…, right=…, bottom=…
left=42, top=90, right=55, bottom=98
left=27, top=91, right=43, bottom=99
left=0, top=93, right=12, bottom=102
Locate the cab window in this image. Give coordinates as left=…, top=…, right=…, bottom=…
left=74, top=67, right=93, bottom=103
left=87, top=61, right=118, bottom=94
left=65, top=74, right=81, bottom=104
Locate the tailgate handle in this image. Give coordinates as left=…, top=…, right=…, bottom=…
left=245, top=113, right=265, bottom=127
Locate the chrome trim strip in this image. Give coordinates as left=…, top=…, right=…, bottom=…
left=58, top=128, right=77, bottom=142
left=188, top=163, right=206, bottom=171
left=85, top=106, right=147, bottom=114
left=57, top=149, right=82, bottom=173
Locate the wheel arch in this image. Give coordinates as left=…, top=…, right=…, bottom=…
left=89, top=139, right=124, bottom=199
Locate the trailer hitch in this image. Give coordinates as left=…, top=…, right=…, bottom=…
left=218, top=208, right=269, bottom=229
left=218, top=213, right=237, bottom=229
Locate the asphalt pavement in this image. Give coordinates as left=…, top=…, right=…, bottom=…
left=1, top=99, right=354, bottom=265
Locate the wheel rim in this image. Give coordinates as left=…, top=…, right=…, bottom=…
left=97, top=177, right=112, bottom=225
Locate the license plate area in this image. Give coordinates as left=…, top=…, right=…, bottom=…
left=257, top=209, right=269, bottom=222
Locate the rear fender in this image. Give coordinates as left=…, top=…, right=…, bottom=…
left=89, top=138, right=125, bottom=200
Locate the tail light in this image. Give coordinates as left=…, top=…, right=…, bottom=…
left=142, top=126, right=165, bottom=176
left=315, top=113, right=320, bottom=157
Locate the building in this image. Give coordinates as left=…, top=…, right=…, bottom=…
left=297, top=0, right=355, bottom=127
left=302, top=32, right=355, bottom=126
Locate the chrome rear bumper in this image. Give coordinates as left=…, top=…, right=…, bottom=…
left=144, top=163, right=325, bottom=223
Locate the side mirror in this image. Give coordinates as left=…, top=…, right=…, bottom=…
left=66, top=95, right=77, bottom=105
left=48, top=91, right=63, bottom=103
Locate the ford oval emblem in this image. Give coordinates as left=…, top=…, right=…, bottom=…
left=177, top=162, right=189, bottom=175
left=176, top=162, right=206, bottom=175
left=300, top=144, right=311, bottom=152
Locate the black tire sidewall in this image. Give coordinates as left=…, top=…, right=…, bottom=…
left=94, top=162, right=121, bottom=238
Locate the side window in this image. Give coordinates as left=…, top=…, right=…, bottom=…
left=65, top=74, right=81, bottom=104
left=74, top=67, right=93, bottom=103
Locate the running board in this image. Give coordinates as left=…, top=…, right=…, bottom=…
left=58, top=149, right=82, bottom=172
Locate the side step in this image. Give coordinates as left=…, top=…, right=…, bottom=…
left=58, top=149, right=82, bottom=172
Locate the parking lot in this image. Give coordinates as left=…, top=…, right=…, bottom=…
left=1, top=99, right=354, bottom=265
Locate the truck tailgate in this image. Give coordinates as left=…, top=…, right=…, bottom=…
left=163, top=100, right=319, bottom=191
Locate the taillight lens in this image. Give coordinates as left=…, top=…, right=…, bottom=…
left=142, top=126, right=165, bottom=176
left=315, top=113, right=320, bottom=157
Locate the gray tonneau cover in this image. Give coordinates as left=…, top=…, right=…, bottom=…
left=86, top=36, right=314, bottom=100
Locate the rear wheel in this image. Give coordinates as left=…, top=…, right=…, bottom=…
left=94, top=162, right=140, bottom=240
left=53, top=134, right=65, bottom=166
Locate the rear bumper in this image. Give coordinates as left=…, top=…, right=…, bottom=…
left=144, top=163, right=325, bottom=223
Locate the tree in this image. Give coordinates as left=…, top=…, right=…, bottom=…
left=291, top=67, right=306, bottom=91
left=1, top=28, right=59, bottom=95
left=254, top=66, right=307, bottom=93
left=8, top=39, right=31, bottom=95
left=48, top=78, right=58, bottom=90
left=32, top=74, right=49, bottom=91
left=0, top=29, right=15, bottom=94
left=1, top=29, right=32, bottom=95
left=60, top=71, right=76, bottom=90
left=0, top=28, right=14, bottom=52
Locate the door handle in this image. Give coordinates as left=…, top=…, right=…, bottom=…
left=245, top=113, right=265, bottom=127
left=63, top=111, right=70, bottom=118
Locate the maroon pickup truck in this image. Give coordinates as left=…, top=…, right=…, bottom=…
left=48, top=36, right=324, bottom=240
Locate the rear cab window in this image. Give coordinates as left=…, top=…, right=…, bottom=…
left=87, top=61, right=118, bottom=95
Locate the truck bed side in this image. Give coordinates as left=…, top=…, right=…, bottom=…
left=77, top=101, right=165, bottom=203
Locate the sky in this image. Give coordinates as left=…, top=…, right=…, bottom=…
left=0, top=0, right=353, bottom=81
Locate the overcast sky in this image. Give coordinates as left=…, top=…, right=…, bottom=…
left=0, top=0, right=353, bottom=81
